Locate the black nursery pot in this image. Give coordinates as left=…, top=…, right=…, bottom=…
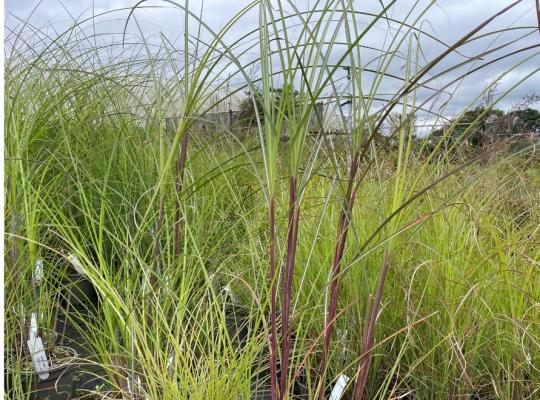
left=64, top=273, right=97, bottom=306
left=21, top=346, right=77, bottom=400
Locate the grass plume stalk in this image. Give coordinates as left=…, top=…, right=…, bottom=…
left=258, top=5, right=281, bottom=399
left=280, top=175, right=301, bottom=397
left=257, top=4, right=329, bottom=394
left=269, top=196, right=279, bottom=400
left=319, top=153, right=360, bottom=399
left=353, top=251, right=390, bottom=400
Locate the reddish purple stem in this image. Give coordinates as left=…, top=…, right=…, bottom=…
left=318, top=154, right=360, bottom=399
left=280, top=176, right=300, bottom=398
left=353, top=251, right=390, bottom=399
left=269, top=197, right=279, bottom=400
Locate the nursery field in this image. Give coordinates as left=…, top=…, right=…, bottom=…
left=4, top=1, right=540, bottom=399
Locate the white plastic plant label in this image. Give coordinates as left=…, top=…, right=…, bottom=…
left=167, top=351, right=174, bottom=370
left=34, top=259, right=44, bottom=285
left=126, top=373, right=142, bottom=394
left=329, top=374, right=349, bottom=400
left=27, top=336, right=50, bottom=380
left=29, top=313, right=38, bottom=342
left=67, top=253, right=86, bottom=276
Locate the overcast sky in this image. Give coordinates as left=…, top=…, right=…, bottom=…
left=4, top=0, right=540, bottom=116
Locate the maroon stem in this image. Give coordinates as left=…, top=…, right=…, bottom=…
left=280, top=176, right=301, bottom=399
left=318, top=154, right=360, bottom=399
left=269, top=197, right=279, bottom=400
left=353, top=251, right=390, bottom=400
left=174, top=131, right=190, bottom=258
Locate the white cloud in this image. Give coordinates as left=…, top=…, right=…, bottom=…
left=5, top=0, right=540, bottom=113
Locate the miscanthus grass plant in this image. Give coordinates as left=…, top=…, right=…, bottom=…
left=4, top=1, right=540, bottom=399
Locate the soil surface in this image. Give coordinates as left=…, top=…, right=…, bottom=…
left=56, top=307, right=110, bottom=398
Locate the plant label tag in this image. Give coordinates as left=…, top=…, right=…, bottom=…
left=67, top=253, right=86, bottom=276
left=27, top=336, right=50, bottom=380
left=29, top=312, right=38, bottom=342
left=167, top=351, right=174, bottom=370
left=329, top=374, right=349, bottom=400
left=34, top=259, right=44, bottom=285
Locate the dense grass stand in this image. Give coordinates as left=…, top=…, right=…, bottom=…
left=4, top=1, right=540, bottom=399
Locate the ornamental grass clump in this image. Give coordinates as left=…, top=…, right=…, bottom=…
left=4, top=1, right=540, bottom=399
